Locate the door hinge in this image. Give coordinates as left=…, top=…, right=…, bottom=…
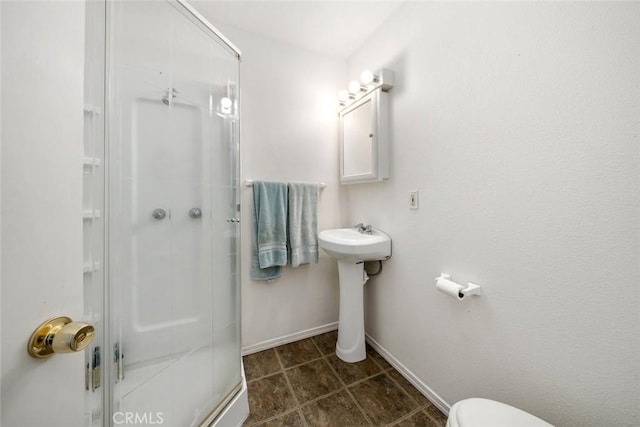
left=114, top=342, right=125, bottom=382
left=86, top=346, right=101, bottom=391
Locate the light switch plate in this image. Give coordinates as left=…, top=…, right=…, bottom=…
left=409, top=190, right=419, bottom=209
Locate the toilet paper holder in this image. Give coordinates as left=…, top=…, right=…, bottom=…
left=435, top=273, right=482, bottom=299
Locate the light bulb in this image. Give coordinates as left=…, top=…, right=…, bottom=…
left=220, top=97, right=232, bottom=109
left=348, top=80, right=362, bottom=94
left=337, top=90, right=349, bottom=102
left=360, top=70, right=375, bottom=85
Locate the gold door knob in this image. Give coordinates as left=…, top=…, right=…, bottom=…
left=27, top=316, right=95, bottom=359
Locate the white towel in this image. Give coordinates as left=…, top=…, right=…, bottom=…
left=287, top=182, right=319, bottom=267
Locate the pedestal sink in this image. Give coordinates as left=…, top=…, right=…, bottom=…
left=318, top=227, right=391, bottom=362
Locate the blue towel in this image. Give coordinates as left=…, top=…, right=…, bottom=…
left=287, top=182, right=319, bottom=267
left=251, top=181, right=288, bottom=280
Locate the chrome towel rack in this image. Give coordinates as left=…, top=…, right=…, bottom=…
left=244, top=179, right=326, bottom=189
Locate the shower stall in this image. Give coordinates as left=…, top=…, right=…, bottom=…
left=83, top=1, right=244, bottom=425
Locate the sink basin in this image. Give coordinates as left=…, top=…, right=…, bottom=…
left=318, top=228, right=391, bottom=261
left=318, top=227, right=392, bottom=363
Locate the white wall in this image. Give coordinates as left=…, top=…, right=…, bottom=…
left=209, top=25, right=347, bottom=350
left=346, top=2, right=639, bottom=426
left=1, top=1, right=86, bottom=426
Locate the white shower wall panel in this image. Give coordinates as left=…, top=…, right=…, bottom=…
left=113, top=67, right=227, bottom=367
left=132, top=99, right=202, bottom=329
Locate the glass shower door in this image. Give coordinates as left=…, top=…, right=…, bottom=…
left=107, top=1, right=240, bottom=425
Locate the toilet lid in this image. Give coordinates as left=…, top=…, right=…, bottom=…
left=448, top=398, right=553, bottom=427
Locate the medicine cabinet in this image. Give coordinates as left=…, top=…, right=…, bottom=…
left=339, top=87, right=389, bottom=184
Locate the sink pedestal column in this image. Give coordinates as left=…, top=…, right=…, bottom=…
left=336, top=260, right=367, bottom=363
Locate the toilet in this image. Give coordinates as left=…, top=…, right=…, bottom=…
left=446, top=398, right=553, bottom=427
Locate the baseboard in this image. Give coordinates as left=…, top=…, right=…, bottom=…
left=241, top=322, right=339, bottom=356
left=365, top=333, right=451, bottom=415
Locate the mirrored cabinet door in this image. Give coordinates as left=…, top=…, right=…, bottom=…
left=339, top=88, right=389, bottom=184
left=343, top=96, right=374, bottom=177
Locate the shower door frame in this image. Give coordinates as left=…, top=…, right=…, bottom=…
left=97, top=0, right=243, bottom=425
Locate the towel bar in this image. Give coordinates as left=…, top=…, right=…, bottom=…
left=244, top=179, right=326, bottom=189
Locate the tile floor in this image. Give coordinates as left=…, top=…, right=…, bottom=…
left=242, top=331, right=447, bottom=426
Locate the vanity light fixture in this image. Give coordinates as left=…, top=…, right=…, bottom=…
left=337, top=68, right=394, bottom=108
left=220, top=96, right=233, bottom=114
left=218, top=83, right=238, bottom=115
left=337, top=89, right=355, bottom=106
left=360, top=70, right=378, bottom=85
left=348, top=80, right=366, bottom=94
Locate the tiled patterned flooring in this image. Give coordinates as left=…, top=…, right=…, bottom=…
left=242, top=331, right=448, bottom=426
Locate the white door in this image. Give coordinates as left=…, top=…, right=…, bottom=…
left=1, top=2, right=93, bottom=426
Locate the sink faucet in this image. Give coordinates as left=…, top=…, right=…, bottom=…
left=354, top=223, right=373, bottom=234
